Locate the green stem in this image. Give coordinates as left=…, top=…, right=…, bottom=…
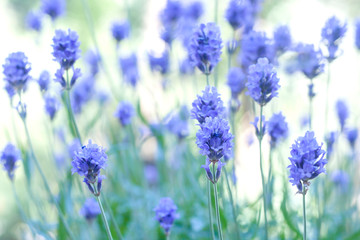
left=102, top=194, right=124, bottom=240
left=206, top=74, right=210, bottom=86
left=259, top=106, right=269, bottom=240
left=309, top=79, right=313, bottom=131
left=21, top=118, right=76, bottom=240
left=324, top=63, right=331, bottom=133
left=302, top=184, right=307, bottom=240
left=224, top=167, right=240, bottom=239
left=207, top=180, right=215, bottom=240
left=95, top=194, right=114, bottom=240
left=213, top=163, right=223, bottom=240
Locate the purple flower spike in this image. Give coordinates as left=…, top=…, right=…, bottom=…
left=79, top=198, right=101, bottom=222
left=154, top=197, right=179, bottom=235
left=52, top=29, right=81, bottom=70
left=3, top=52, right=31, bottom=92
left=1, top=143, right=21, bottom=181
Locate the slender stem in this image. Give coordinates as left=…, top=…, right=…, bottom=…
left=302, top=184, right=307, bottom=240
left=308, top=79, right=313, bottom=131
left=207, top=180, right=215, bottom=240
left=213, top=163, right=223, bottom=240
left=258, top=106, right=269, bottom=240
left=21, top=118, right=76, bottom=240
left=206, top=74, right=210, bottom=86
left=102, top=194, right=124, bottom=240
left=166, top=233, right=170, bottom=240
left=224, top=167, right=240, bottom=239
left=95, top=194, right=114, bottom=240
left=65, top=70, right=83, bottom=144
left=324, top=63, right=331, bottom=133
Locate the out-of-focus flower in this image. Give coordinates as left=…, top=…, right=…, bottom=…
left=266, top=112, right=289, bottom=148
left=4, top=84, right=16, bottom=100
left=246, top=58, right=280, bottom=106
left=196, top=117, right=233, bottom=162
left=325, top=131, right=336, bottom=159
left=160, top=0, right=183, bottom=26
left=273, top=25, right=292, bottom=54
left=26, top=11, right=42, bottom=32
left=166, top=105, right=189, bottom=139
left=144, top=163, right=158, bottom=185
left=331, top=170, right=349, bottom=192
left=251, top=115, right=266, bottom=138
left=179, top=57, right=195, bottom=75
left=239, top=31, right=275, bottom=70
left=355, top=19, right=360, bottom=50
left=227, top=67, right=246, bottom=99
left=3, top=52, right=31, bottom=92
left=71, top=76, right=95, bottom=114
left=335, top=99, right=349, bottom=131
left=226, top=40, right=238, bottom=55
left=154, top=197, right=179, bottom=235
left=79, top=198, right=101, bottom=222
left=188, top=22, right=223, bottom=74
left=148, top=50, right=170, bottom=75
left=321, top=16, right=347, bottom=62
left=38, top=70, right=50, bottom=92
left=114, top=101, right=135, bottom=126
left=41, top=0, right=65, bottom=21
left=225, top=0, right=251, bottom=30
left=85, top=50, right=100, bottom=76
left=191, top=86, right=226, bottom=124
left=288, top=131, right=327, bottom=193
left=44, top=95, right=60, bottom=120
left=184, top=1, right=203, bottom=21
left=346, top=128, right=358, bottom=150
left=120, top=53, right=140, bottom=87
left=111, top=21, right=130, bottom=43
left=294, top=43, right=324, bottom=79
left=52, top=29, right=81, bottom=70
left=1, top=143, right=21, bottom=181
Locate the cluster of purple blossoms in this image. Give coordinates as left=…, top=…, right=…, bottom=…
left=239, top=31, right=275, bottom=70
left=227, top=67, right=246, bottom=99
left=325, top=131, right=336, bottom=159
left=273, top=25, right=292, bottom=54
left=331, top=170, right=350, bottom=192
left=191, top=86, right=226, bottom=124
left=3, top=52, right=31, bottom=93
left=166, top=105, right=189, bottom=140
left=79, top=198, right=101, bottom=222
left=321, top=16, right=347, bottom=62
left=335, top=99, right=349, bottom=131
left=44, top=95, right=60, bottom=120
left=72, top=140, right=107, bottom=196
left=154, top=197, right=179, bottom=235
left=114, top=101, right=135, bottom=126
left=160, top=0, right=183, bottom=26
left=111, top=21, right=130, bottom=44
left=148, top=50, right=170, bottom=75
left=120, top=53, right=140, bottom=87
left=52, top=29, right=81, bottom=71
left=346, top=128, right=358, bottom=150
left=188, top=22, right=223, bottom=74
left=266, top=112, right=289, bottom=148
left=85, top=50, right=101, bottom=76
left=1, top=143, right=21, bottom=181
left=225, top=0, right=252, bottom=30
left=294, top=43, right=324, bottom=80
left=38, top=70, right=50, bottom=92
left=246, top=58, right=280, bottom=106
left=288, top=131, right=327, bottom=193
left=41, top=0, right=65, bottom=21
left=26, top=11, right=43, bottom=32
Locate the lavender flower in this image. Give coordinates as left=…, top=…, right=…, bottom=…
left=201, top=158, right=226, bottom=183
left=184, top=1, right=203, bottom=21
left=356, top=19, right=360, bottom=50
left=72, top=140, right=107, bottom=195
left=79, top=198, right=101, bottom=222
left=4, top=84, right=16, bottom=100
left=52, top=29, right=81, bottom=70
left=335, top=99, right=349, bottom=131
left=331, top=170, right=349, bottom=192
left=111, top=21, right=130, bottom=43
left=1, top=143, right=21, bottom=180
left=26, top=11, right=42, bottom=32
left=44, top=95, right=60, bottom=120
left=273, top=25, right=292, bottom=54
left=154, top=197, right=179, bottom=235
left=71, top=76, right=95, bottom=114
left=160, top=27, right=175, bottom=46
left=246, top=57, right=280, bottom=106
left=196, top=117, right=233, bottom=162
left=160, top=0, right=183, bottom=26
left=288, top=131, right=327, bottom=193
left=3, top=52, right=31, bottom=92
left=85, top=50, right=100, bottom=76
left=321, top=16, right=347, bottom=62
left=188, top=22, right=223, bottom=74
left=120, top=53, right=140, bottom=87
left=191, top=86, right=226, bottom=124
left=346, top=128, right=358, bottom=150
left=251, top=115, right=266, bottom=138
left=239, top=31, right=275, bottom=70
left=38, top=70, right=50, bottom=92
left=226, top=40, right=238, bottom=55
left=54, top=68, right=66, bottom=88
left=295, top=43, right=324, bottom=79
left=325, top=131, right=336, bottom=159
left=114, top=101, right=135, bottom=126
left=225, top=0, right=251, bottom=30
left=41, top=0, right=65, bottom=21
left=148, top=50, right=170, bottom=75
left=227, top=67, right=246, bottom=99
left=166, top=105, right=189, bottom=139
left=266, top=112, right=289, bottom=148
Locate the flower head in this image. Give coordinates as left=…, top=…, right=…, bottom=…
left=38, top=70, right=50, bottom=92
left=225, top=0, right=252, bottom=30
left=196, top=117, right=233, bottom=162
left=346, top=128, right=358, bottom=150
left=111, top=21, right=130, bottom=43
left=166, top=105, right=189, bottom=139
left=335, top=99, right=349, bottom=131
left=295, top=43, right=324, bottom=79
left=227, top=67, right=246, bottom=99
left=26, top=11, right=42, bottom=32
left=120, top=53, right=140, bottom=87
left=71, top=76, right=95, bottom=114
left=266, top=112, right=289, bottom=148
left=325, top=131, right=336, bottom=159
left=148, top=50, right=170, bottom=75
left=191, top=86, right=226, bottom=124
left=79, top=198, right=101, bottom=222
left=160, top=0, right=183, bottom=26
left=52, top=29, right=81, bottom=70
left=273, top=25, right=292, bottom=54
left=154, top=197, right=179, bottom=234
left=188, top=22, right=223, bottom=74
left=288, top=131, right=327, bottom=193
left=331, top=170, right=349, bottom=192
left=85, top=50, right=100, bottom=76
left=3, top=52, right=31, bottom=92
left=321, top=16, right=347, bottom=62
left=44, top=95, right=60, bottom=120
left=41, top=0, right=65, bottom=21
left=246, top=57, right=280, bottom=106
left=184, top=1, right=203, bottom=21
left=114, top=101, right=135, bottom=126
left=1, top=143, right=21, bottom=180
